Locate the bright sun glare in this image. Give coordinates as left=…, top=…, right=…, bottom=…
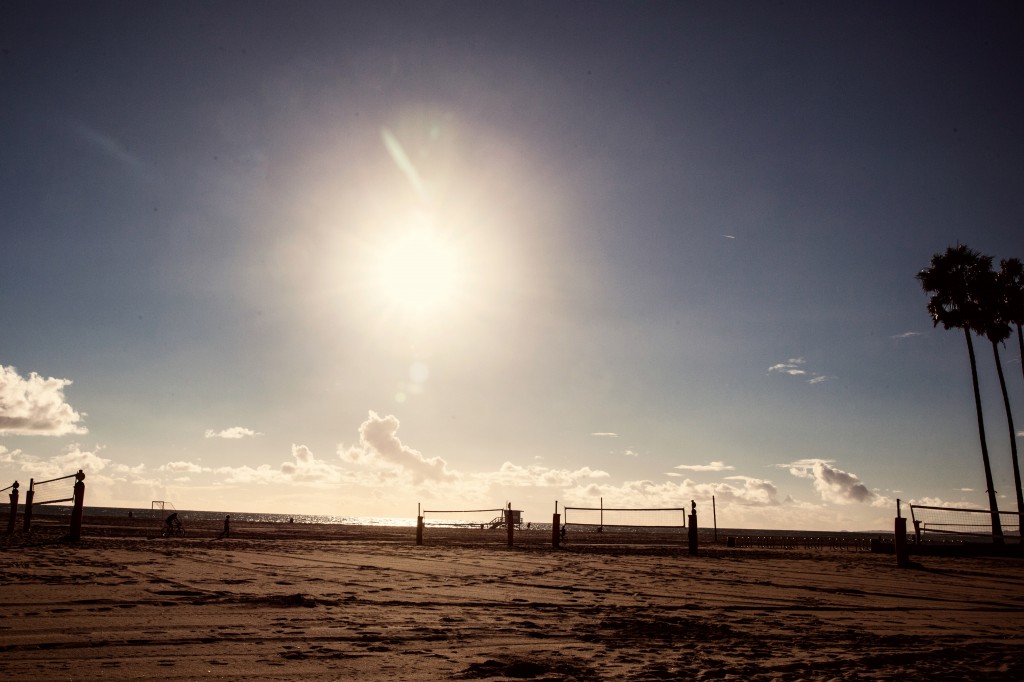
left=374, top=226, right=460, bottom=314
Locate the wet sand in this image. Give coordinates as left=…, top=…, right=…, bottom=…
left=1, top=520, right=1022, bottom=680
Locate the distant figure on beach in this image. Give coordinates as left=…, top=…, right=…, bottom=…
left=560, top=525, right=567, bottom=540
left=164, top=512, right=180, bottom=533
left=218, top=514, right=230, bottom=539
left=526, top=522, right=531, bottom=530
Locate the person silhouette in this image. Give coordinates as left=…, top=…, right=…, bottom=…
left=217, top=514, right=230, bottom=539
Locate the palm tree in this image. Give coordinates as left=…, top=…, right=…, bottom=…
left=996, top=258, right=1024, bottom=527
left=917, top=245, right=1003, bottom=543
left=1000, top=258, right=1024, bottom=387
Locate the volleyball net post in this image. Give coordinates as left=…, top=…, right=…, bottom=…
left=505, top=502, right=514, bottom=547
left=894, top=498, right=909, bottom=568
left=416, top=503, right=424, bottom=546
left=552, top=500, right=561, bottom=549
left=22, top=480, right=34, bottom=533
left=688, top=499, right=698, bottom=556
left=5, top=481, right=18, bottom=535
left=69, top=471, right=86, bottom=541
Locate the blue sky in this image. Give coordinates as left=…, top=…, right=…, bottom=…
left=2, top=2, right=1023, bottom=530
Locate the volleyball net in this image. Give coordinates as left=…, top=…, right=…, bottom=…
left=416, top=505, right=528, bottom=546
left=909, top=504, right=1021, bottom=541
left=30, top=472, right=79, bottom=506
left=563, top=505, right=688, bottom=530
left=421, top=507, right=513, bottom=529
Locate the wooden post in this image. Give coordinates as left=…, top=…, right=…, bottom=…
left=894, top=498, right=909, bottom=568
left=552, top=501, right=561, bottom=549
left=416, top=504, right=424, bottom=545
left=6, top=481, right=18, bottom=535
left=69, top=471, right=85, bottom=542
left=22, top=479, right=34, bottom=534
left=506, top=502, right=514, bottom=547
left=712, top=495, right=717, bottom=544
left=687, top=499, right=698, bottom=556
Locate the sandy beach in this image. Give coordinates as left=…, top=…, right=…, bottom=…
left=1, top=519, right=1022, bottom=681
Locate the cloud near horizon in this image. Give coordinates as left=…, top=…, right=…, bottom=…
left=280, top=444, right=344, bottom=484
left=562, top=474, right=780, bottom=510
left=0, top=365, right=88, bottom=436
left=674, top=461, right=735, bottom=472
left=483, top=462, right=609, bottom=488
left=205, top=426, right=262, bottom=439
left=785, top=459, right=885, bottom=506
left=340, top=411, right=453, bottom=483
left=160, top=460, right=207, bottom=474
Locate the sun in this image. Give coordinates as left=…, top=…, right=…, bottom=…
left=373, top=226, right=460, bottom=315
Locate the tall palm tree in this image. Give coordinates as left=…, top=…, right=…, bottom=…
left=1000, top=258, right=1024, bottom=386
left=917, top=245, right=1003, bottom=543
left=997, top=257, right=1024, bottom=527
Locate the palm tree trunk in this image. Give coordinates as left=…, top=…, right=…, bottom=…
left=1019, top=323, right=1024, bottom=387
left=992, top=340, right=1023, bottom=539
left=1018, top=322, right=1024, bottom=532
left=966, top=329, right=1003, bottom=542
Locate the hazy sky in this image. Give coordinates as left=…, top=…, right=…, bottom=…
left=2, top=2, right=1023, bottom=530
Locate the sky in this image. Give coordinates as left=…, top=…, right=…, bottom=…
left=2, top=2, right=1023, bottom=531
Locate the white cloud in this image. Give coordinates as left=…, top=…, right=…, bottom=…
left=478, top=462, right=609, bottom=488
left=768, top=358, right=834, bottom=385
left=768, top=358, right=806, bottom=375
left=340, top=411, right=453, bottom=483
left=719, top=476, right=780, bottom=506
left=561, top=475, right=779, bottom=510
left=891, top=331, right=921, bottom=340
left=910, top=496, right=975, bottom=509
left=7, top=444, right=116, bottom=488
left=0, top=365, right=87, bottom=436
left=205, top=426, right=262, bottom=439
left=785, top=459, right=879, bottom=505
left=0, top=445, right=21, bottom=463
left=623, top=449, right=639, bottom=457
left=674, top=460, right=735, bottom=472
left=280, top=444, right=342, bottom=484
left=591, top=432, right=618, bottom=438
left=160, top=461, right=207, bottom=474
left=213, top=463, right=282, bottom=485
